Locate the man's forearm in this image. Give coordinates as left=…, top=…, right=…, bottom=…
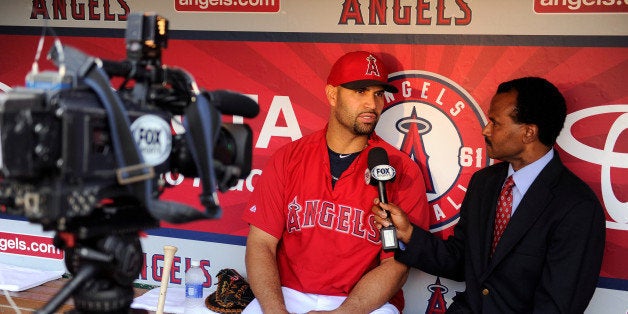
left=338, top=258, right=409, bottom=313
left=245, top=236, right=288, bottom=313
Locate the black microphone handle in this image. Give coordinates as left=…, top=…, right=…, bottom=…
left=377, top=180, right=388, bottom=204
left=376, top=177, right=398, bottom=249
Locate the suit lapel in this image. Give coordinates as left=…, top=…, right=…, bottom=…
left=486, top=154, right=564, bottom=269
left=473, top=164, right=509, bottom=274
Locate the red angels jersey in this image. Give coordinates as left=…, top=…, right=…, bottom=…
left=242, top=128, right=430, bottom=307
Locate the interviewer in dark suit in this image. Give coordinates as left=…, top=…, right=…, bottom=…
left=373, top=77, right=605, bottom=313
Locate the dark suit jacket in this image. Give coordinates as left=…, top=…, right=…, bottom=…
left=396, top=152, right=605, bottom=313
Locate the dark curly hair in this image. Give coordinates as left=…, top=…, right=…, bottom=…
left=496, top=77, right=566, bottom=147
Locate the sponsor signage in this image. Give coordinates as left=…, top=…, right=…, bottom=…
left=0, top=231, right=64, bottom=260
left=534, top=0, right=628, bottom=13
left=175, top=0, right=280, bottom=13
left=556, top=105, right=628, bottom=283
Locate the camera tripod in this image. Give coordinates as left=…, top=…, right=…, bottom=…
left=36, top=232, right=147, bottom=314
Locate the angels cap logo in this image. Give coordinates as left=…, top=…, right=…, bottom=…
left=327, top=51, right=397, bottom=93
left=376, top=70, right=489, bottom=233
left=365, top=54, right=381, bottom=77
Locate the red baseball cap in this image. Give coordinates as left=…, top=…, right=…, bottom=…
left=327, top=51, right=398, bottom=93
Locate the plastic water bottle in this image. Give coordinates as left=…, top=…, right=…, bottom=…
left=184, top=260, right=205, bottom=313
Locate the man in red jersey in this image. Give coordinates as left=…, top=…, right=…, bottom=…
left=242, top=51, right=430, bottom=313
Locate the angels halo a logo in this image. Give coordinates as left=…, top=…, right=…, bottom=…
left=376, top=70, right=490, bottom=234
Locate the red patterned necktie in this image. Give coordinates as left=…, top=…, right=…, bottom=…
left=491, top=176, right=515, bottom=255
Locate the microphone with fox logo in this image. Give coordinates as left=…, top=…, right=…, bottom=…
left=368, top=147, right=399, bottom=250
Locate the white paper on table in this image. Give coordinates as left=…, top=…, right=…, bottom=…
left=131, top=287, right=221, bottom=314
left=0, top=262, right=65, bottom=292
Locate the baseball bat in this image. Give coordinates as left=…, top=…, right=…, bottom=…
left=157, top=245, right=178, bottom=314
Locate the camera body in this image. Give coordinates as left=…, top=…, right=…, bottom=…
left=0, top=13, right=257, bottom=234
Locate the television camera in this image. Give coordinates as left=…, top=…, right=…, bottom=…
left=0, top=12, right=258, bottom=313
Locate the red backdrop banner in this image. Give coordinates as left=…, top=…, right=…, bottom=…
left=1, top=34, right=626, bottom=284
